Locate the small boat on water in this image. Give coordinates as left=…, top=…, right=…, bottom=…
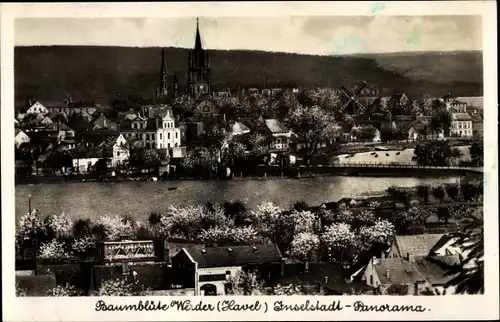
left=375, top=146, right=390, bottom=151
left=146, top=177, right=158, bottom=182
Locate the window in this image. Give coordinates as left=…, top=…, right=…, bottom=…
left=168, top=133, right=170, bottom=140
left=117, top=151, right=120, bottom=157
left=146, top=134, right=150, bottom=140
left=160, top=143, right=162, bottom=148
left=370, top=275, right=373, bottom=285
left=152, top=133, right=155, bottom=140
left=160, top=133, right=162, bottom=140
left=167, top=143, right=170, bottom=149
left=175, top=143, right=178, bottom=147
left=175, top=132, right=178, bottom=139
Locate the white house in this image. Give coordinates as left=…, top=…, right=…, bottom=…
left=25, top=101, right=49, bottom=116
left=122, top=109, right=181, bottom=150
left=450, top=113, right=473, bottom=137
left=156, top=110, right=181, bottom=150
left=265, top=119, right=291, bottom=150
left=99, top=134, right=130, bottom=168
left=15, top=130, right=31, bottom=148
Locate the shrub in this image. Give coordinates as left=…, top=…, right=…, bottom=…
left=47, top=283, right=79, bottom=296
left=38, top=240, right=73, bottom=259
left=44, top=213, right=73, bottom=240
left=386, top=283, right=409, bottom=295
left=96, top=278, right=147, bottom=296
left=292, top=200, right=309, bottom=212
left=431, top=185, right=446, bottom=203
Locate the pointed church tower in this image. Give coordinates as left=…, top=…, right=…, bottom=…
left=156, top=48, right=169, bottom=99
left=188, top=18, right=211, bottom=99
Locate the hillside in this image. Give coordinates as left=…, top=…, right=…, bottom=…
left=14, top=46, right=483, bottom=105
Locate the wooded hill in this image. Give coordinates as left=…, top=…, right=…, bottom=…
left=14, top=46, right=483, bottom=105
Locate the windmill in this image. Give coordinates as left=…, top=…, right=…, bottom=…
left=338, top=81, right=368, bottom=115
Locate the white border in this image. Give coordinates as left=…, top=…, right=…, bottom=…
left=2, top=2, right=498, bottom=321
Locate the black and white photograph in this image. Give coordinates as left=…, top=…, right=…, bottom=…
left=2, top=2, right=497, bottom=319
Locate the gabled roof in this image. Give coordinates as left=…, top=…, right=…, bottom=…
left=185, top=244, right=282, bottom=268
left=231, top=122, right=250, bottom=135
left=412, top=255, right=459, bottom=285
left=373, top=258, right=426, bottom=285
left=395, top=234, right=444, bottom=258
left=265, top=119, right=288, bottom=134
left=455, top=96, right=483, bottom=108
left=452, top=113, right=472, bottom=121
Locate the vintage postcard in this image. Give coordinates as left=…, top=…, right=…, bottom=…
left=1, top=1, right=498, bottom=321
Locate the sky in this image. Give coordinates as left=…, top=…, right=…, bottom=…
left=15, top=16, right=482, bottom=55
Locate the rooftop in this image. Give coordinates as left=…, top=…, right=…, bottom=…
left=452, top=113, right=472, bottom=121
left=395, top=234, right=445, bottom=258
left=374, top=257, right=426, bottom=285
left=186, top=244, right=282, bottom=268
left=265, top=119, right=288, bottom=134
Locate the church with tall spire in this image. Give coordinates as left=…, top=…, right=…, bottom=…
left=155, top=48, right=178, bottom=101
left=188, top=18, right=211, bottom=99
left=156, top=48, right=169, bottom=99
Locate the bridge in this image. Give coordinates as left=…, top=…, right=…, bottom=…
left=297, top=162, right=484, bottom=174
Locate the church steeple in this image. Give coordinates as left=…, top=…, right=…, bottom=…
left=188, top=17, right=211, bottom=99
left=195, top=17, right=202, bottom=51
left=156, top=48, right=168, bottom=98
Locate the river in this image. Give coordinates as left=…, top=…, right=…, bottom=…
left=15, top=176, right=462, bottom=222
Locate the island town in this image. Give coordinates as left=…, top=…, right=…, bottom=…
left=15, top=19, right=484, bottom=297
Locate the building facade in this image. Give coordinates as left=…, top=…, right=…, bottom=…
left=122, top=109, right=181, bottom=150
left=450, top=113, right=473, bottom=137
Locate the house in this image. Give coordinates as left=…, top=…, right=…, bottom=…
left=271, top=262, right=374, bottom=295
left=405, top=117, right=444, bottom=141
left=15, top=130, right=31, bottom=149
left=361, top=257, right=428, bottom=295
left=92, top=115, right=118, bottom=132
left=391, top=92, right=410, bottom=108
left=470, top=113, right=484, bottom=138
left=230, top=122, right=251, bottom=137
left=98, top=134, right=130, bottom=168
left=450, top=113, right=473, bottom=137
left=22, top=101, right=49, bottom=116
left=386, top=234, right=445, bottom=261
left=264, top=119, right=291, bottom=150
left=455, top=96, right=483, bottom=110
left=172, top=244, right=282, bottom=296
left=122, top=109, right=181, bottom=150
